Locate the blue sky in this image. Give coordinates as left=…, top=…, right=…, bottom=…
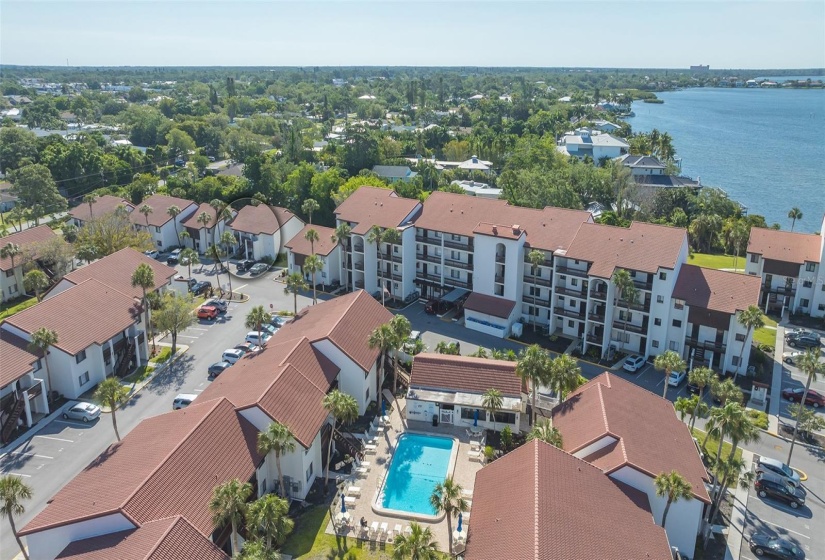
left=2, top=1, right=824, bottom=68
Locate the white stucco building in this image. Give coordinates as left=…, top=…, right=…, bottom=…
left=129, top=194, right=198, bottom=251
left=228, top=204, right=304, bottom=262
left=0, top=226, right=58, bottom=303
left=284, top=224, right=342, bottom=288
left=557, top=128, right=629, bottom=162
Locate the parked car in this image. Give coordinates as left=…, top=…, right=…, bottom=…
left=782, top=351, right=803, bottom=365
left=63, top=402, right=101, bottom=423
left=754, top=472, right=806, bottom=509
left=668, top=370, right=687, bottom=386
left=786, top=333, right=821, bottom=349
left=781, top=387, right=824, bottom=408
left=221, top=349, right=244, bottom=364
left=623, top=355, right=646, bottom=373
left=786, top=328, right=812, bottom=338
left=197, top=305, right=218, bottom=320
left=756, top=457, right=802, bottom=487
left=144, top=250, right=160, bottom=259
left=204, top=299, right=228, bottom=313
left=237, top=259, right=256, bottom=272
left=166, top=248, right=182, bottom=265
left=270, top=315, right=291, bottom=328
left=245, top=331, right=272, bottom=346
left=234, top=342, right=261, bottom=355
left=249, top=263, right=269, bottom=275
left=208, top=361, right=231, bottom=379
left=173, top=393, right=197, bottom=410
left=748, top=534, right=805, bottom=559
left=425, top=299, right=451, bottom=315
left=260, top=323, right=277, bottom=335
left=191, top=281, right=212, bottom=296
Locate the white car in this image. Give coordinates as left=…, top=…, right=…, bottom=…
left=245, top=331, right=272, bottom=346
left=668, top=370, right=687, bottom=386
left=62, top=402, right=101, bottom=423
left=143, top=250, right=160, bottom=259
left=221, top=349, right=244, bottom=364
left=173, top=393, right=197, bottom=410
left=623, top=355, right=646, bottom=372
left=782, top=351, right=803, bottom=365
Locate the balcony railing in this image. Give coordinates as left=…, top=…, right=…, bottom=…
left=416, top=272, right=442, bottom=283
left=632, top=278, right=654, bottom=291
left=765, top=284, right=796, bottom=296
left=494, top=274, right=505, bottom=284
left=352, top=262, right=364, bottom=271
left=524, top=255, right=553, bottom=267
left=354, top=280, right=364, bottom=289
left=612, top=320, right=646, bottom=335
left=523, top=274, right=552, bottom=287
left=619, top=299, right=651, bottom=313
left=444, top=258, right=471, bottom=270
left=495, top=254, right=506, bottom=263
left=443, top=238, right=473, bottom=251
left=523, top=294, right=552, bottom=308
left=589, top=289, right=608, bottom=300
left=554, top=306, right=585, bottom=320
left=24, top=380, right=43, bottom=400
left=587, top=312, right=605, bottom=323
left=352, top=243, right=364, bottom=253
left=586, top=333, right=602, bottom=344
left=415, top=234, right=441, bottom=245
left=685, top=337, right=727, bottom=353
left=555, top=265, right=589, bottom=279
left=444, top=276, right=472, bottom=289
left=378, top=251, right=403, bottom=264
left=417, top=253, right=441, bottom=264
left=555, top=286, right=585, bottom=298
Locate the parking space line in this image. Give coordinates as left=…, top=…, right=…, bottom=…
left=33, top=434, right=73, bottom=442
left=1, top=471, right=31, bottom=477
left=3, top=451, right=54, bottom=460
left=762, top=520, right=810, bottom=539
left=233, top=284, right=247, bottom=291
left=188, top=327, right=209, bottom=332
left=177, top=335, right=200, bottom=339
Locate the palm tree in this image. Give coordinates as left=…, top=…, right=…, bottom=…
left=787, top=349, right=824, bottom=466
left=527, top=419, right=563, bottom=448
left=611, top=268, right=638, bottom=352
left=180, top=248, right=199, bottom=278
left=304, top=228, right=319, bottom=256
left=82, top=193, right=98, bottom=219
left=220, top=231, right=238, bottom=297
left=674, top=396, right=694, bottom=423
left=788, top=207, right=802, bottom=231
left=28, top=328, right=57, bottom=402
left=688, top=367, right=716, bottom=430
left=284, top=272, right=307, bottom=314
left=726, top=220, right=749, bottom=270
left=527, top=249, right=545, bottom=332
left=654, top=470, right=693, bottom=529
left=392, top=521, right=440, bottom=560
left=1, top=243, right=21, bottom=275
left=331, top=223, right=352, bottom=292
left=388, top=314, right=412, bottom=395
left=734, top=305, right=764, bottom=379
left=706, top=402, right=746, bottom=501
left=246, top=305, right=272, bottom=347
left=549, top=353, right=581, bottom=401
left=257, top=422, right=295, bottom=500
left=0, top=475, right=33, bottom=560
left=382, top=228, right=402, bottom=301
left=303, top=254, right=323, bottom=305
left=167, top=205, right=182, bottom=246
left=322, top=390, right=358, bottom=488
left=197, top=210, right=211, bottom=231
left=246, top=493, right=293, bottom=552
left=430, top=477, right=468, bottom=553
left=366, top=225, right=386, bottom=306
left=131, top=263, right=156, bottom=353
left=209, top=478, right=252, bottom=556
left=482, top=388, right=503, bottom=432
left=654, top=350, right=686, bottom=399
left=139, top=204, right=153, bottom=227
left=94, top=377, right=129, bottom=442
left=516, top=345, right=551, bottom=424
left=368, top=324, right=394, bottom=413
left=23, top=269, right=49, bottom=301
left=301, top=198, right=319, bottom=225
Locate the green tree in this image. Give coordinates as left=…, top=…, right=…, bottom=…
left=257, top=422, right=296, bottom=501
left=23, top=269, right=49, bottom=302
left=788, top=207, right=802, bottom=232
left=482, top=388, right=503, bottom=432
left=94, top=377, right=129, bottom=441
left=430, top=477, right=468, bottom=553
left=527, top=419, right=563, bottom=448
left=246, top=493, right=293, bottom=552
left=527, top=249, right=546, bottom=332
left=734, top=306, right=764, bottom=379
left=82, top=193, right=99, bottom=219
left=0, top=127, right=38, bottom=174
left=674, top=396, right=694, bottom=423
left=303, top=254, right=323, bottom=305
left=180, top=248, right=199, bottom=278
left=245, top=305, right=272, bottom=347
left=388, top=314, right=412, bottom=395
left=1, top=243, right=22, bottom=277
left=304, top=228, right=319, bottom=256
left=688, top=367, right=716, bottom=430
left=392, top=521, right=440, bottom=560
left=368, top=323, right=394, bottom=412
left=209, top=478, right=252, bottom=556
left=28, top=328, right=57, bottom=402
left=331, top=223, right=351, bottom=292
left=516, top=344, right=551, bottom=424
left=611, top=268, right=638, bottom=351
left=654, top=350, right=686, bottom=399
left=787, top=349, right=824, bottom=466
left=549, top=353, right=582, bottom=401
left=301, top=198, right=319, bottom=225
left=322, top=390, right=358, bottom=487
left=154, top=292, right=195, bottom=354
left=8, top=164, right=67, bottom=225
left=131, top=263, right=156, bottom=352
left=283, top=272, right=307, bottom=314
left=138, top=203, right=153, bottom=227
left=166, top=205, right=182, bottom=246
left=220, top=230, right=238, bottom=297
left=76, top=207, right=153, bottom=257
left=367, top=225, right=386, bottom=305
left=654, top=470, right=693, bottom=529
left=0, top=475, right=33, bottom=560
left=166, top=129, right=196, bottom=161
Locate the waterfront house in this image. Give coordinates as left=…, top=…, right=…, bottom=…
left=557, top=128, right=629, bottom=162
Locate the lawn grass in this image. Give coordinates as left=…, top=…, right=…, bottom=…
left=753, top=315, right=779, bottom=349
left=0, top=296, right=38, bottom=322
left=122, top=364, right=155, bottom=385
left=150, top=347, right=172, bottom=364
left=691, top=427, right=743, bottom=486
left=688, top=252, right=744, bottom=271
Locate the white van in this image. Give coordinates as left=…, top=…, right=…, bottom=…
left=173, top=393, right=197, bottom=410
left=221, top=349, right=244, bottom=364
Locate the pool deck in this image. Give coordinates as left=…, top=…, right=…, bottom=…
left=323, top=394, right=484, bottom=552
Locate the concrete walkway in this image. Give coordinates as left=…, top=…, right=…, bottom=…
left=724, top=449, right=753, bottom=560
left=767, top=321, right=786, bottom=435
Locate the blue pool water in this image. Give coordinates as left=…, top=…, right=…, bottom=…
left=381, top=434, right=453, bottom=515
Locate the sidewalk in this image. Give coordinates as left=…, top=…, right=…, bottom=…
left=724, top=449, right=753, bottom=560
left=767, top=321, right=785, bottom=435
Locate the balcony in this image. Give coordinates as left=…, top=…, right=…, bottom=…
left=554, top=306, right=585, bottom=320
left=632, top=278, right=654, bottom=291
left=587, top=312, right=605, bottom=323
left=444, top=258, right=472, bottom=270
left=23, top=380, right=44, bottom=400
left=765, top=284, right=796, bottom=296
left=619, top=298, right=651, bottom=313
left=555, top=265, right=589, bottom=279
left=586, top=333, right=602, bottom=345
left=417, top=253, right=441, bottom=264
left=354, top=280, right=364, bottom=289
left=523, top=294, right=552, bottom=308
left=589, top=289, right=608, bottom=300
left=495, top=253, right=506, bottom=263
left=555, top=286, right=585, bottom=299
left=416, top=271, right=442, bottom=283
left=685, top=337, right=727, bottom=353
left=415, top=233, right=441, bottom=245
left=352, top=261, right=364, bottom=271
left=494, top=274, right=505, bottom=284
left=523, top=274, right=552, bottom=287
left=352, top=242, right=364, bottom=253
left=443, top=238, right=473, bottom=251
left=444, top=276, right=472, bottom=289
left=612, top=320, right=646, bottom=335
left=524, top=255, right=553, bottom=267
left=378, top=251, right=403, bottom=264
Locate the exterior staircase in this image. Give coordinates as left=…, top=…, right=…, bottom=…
left=1, top=397, right=25, bottom=444
left=333, top=428, right=362, bottom=459
left=114, top=338, right=136, bottom=378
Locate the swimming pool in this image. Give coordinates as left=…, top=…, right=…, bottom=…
left=378, top=433, right=456, bottom=517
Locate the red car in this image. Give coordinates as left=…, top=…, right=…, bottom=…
left=197, top=305, right=218, bottom=320
left=782, top=387, right=824, bottom=408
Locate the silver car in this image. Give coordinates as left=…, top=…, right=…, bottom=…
left=62, top=402, right=101, bottom=423
left=756, top=456, right=801, bottom=488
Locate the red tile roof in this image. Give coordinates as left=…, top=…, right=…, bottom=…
left=6, top=279, right=142, bottom=356
left=563, top=221, right=687, bottom=278
left=472, top=222, right=524, bottom=240
left=673, top=264, right=761, bottom=315
left=285, top=225, right=339, bottom=257
left=0, top=329, right=40, bottom=388
left=0, top=225, right=58, bottom=271
left=229, top=204, right=298, bottom=235
left=55, top=516, right=229, bottom=560
left=198, top=337, right=339, bottom=447
left=747, top=227, right=821, bottom=264
left=411, top=353, right=521, bottom=396
left=129, top=194, right=196, bottom=228
left=60, top=248, right=177, bottom=299
left=275, top=290, right=393, bottom=371
left=465, top=440, right=672, bottom=560
left=414, top=191, right=591, bottom=252
left=68, top=195, right=133, bottom=223
left=21, top=398, right=260, bottom=537
left=552, top=373, right=710, bottom=503
left=464, top=292, right=515, bottom=319
left=334, top=187, right=421, bottom=235
left=180, top=203, right=223, bottom=230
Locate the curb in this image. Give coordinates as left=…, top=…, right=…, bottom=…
left=100, top=345, right=190, bottom=413
left=760, top=427, right=822, bottom=451
left=724, top=449, right=753, bottom=560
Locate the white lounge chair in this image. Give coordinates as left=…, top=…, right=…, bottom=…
left=344, top=496, right=357, bottom=505
left=347, top=486, right=361, bottom=497
left=468, top=449, right=483, bottom=462
left=354, top=465, right=369, bottom=477
left=380, top=522, right=388, bottom=536
left=370, top=521, right=380, bottom=539
left=364, top=443, right=378, bottom=454
left=394, top=524, right=403, bottom=540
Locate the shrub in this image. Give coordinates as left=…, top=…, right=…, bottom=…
left=746, top=409, right=769, bottom=430
left=500, top=426, right=513, bottom=450
left=260, top=255, right=275, bottom=266
left=483, top=445, right=495, bottom=462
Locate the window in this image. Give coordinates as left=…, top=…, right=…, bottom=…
left=806, top=262, right=816, bottom=272
left=803, top=280, right=812, bottom=288
left=450, top=269, right=460, bottom=279
left=800, top=298, right=810, bottom=308
left=530, top=286, right=539, bottom=296
left=154, top=226, right=161, bottom=233
left=571, top=278, right=578, bottom=286
left=33, top=359, right=42, bottom=371
left=659, top=272, right=667, bottom=281
left=629, top=270, right=636, bottom=277
left=261, top=479, right=267, bottom=494
left=460, top=408, right=478, bottom=421
left=568, top=320, right=574, bottom=328
left=305, top=462, right=314, bottom=483
left=654, top=318, right=662, bottom=326
left=103, top=348, right=112, bottom=366
left=493, top=411, right=516, bottom=425
left=652, top=340, right=660, bottom=348
left=672, top=319, right=682, bottom=328
left=393, top=245, right=399, bottom=254
left=732, top=356, right=740, bottom=366
left=819, top=304, right=825, bottom=311
left=574, top=259, right=580, bottom=265
left=451, top=250, right=459, bottom=260
left=9, top=284, right=18, bottom=294
left=674, top=301, right=684, bottom=310
left=76, top=349, right=87, bottom=364
left=569, top=299, right=575, bottom=308
left=78, top=371, right=90, bottom=386
left=735, top=333, right=745, bottom=342
left=657, top=295, right=664, bottom=303
left=4, top=269, right=13, bottom=277
left=822, top=284, right=825, bottom=292
left=750, top=254, right=759, bottom=263
left=156, top=240, right=162, bottom=247
left=669, top=340, right=679, bottom=351
left=451, top=234, right=461, bottom=241
left=619, top=311, right=632, bottom=322
left=393, top=264, right=399, bottom=272
left=365, top=388, right=370, bottom=402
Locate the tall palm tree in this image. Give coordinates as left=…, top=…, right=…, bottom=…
left=220, top=231, right=237, bottom=297
left=322, top=390, right=358, bottom=488
left=23, top=270, right=49, bottom=302
left=304, top=228, right=319, bottom=257
left=301, top=198, right=319, bottom=225
left=1, top=243, right=21, bottom=275
left=209, top=478, right=252, bottom=556
left=734, top=305, right=764, bottom=379
left=28, top=328, right=57, bottom=401
left=788, top=207, right=802, bottom=231
left=527, top=419, right=563, bottom=448
left=139, top=204, right=153, bottom=228
left=331, top=223, right=352, bottom=292
left=257, top=422, right=295, bottom=500
left=392, top=521, right=440, bottom=560
left=245, top=305, right=272, bottom=347
left=388, top=314, right=411, bottom=394
left=382, top=228, right=402, bottom=301
left=284, top=272, right=307, bottom=314
left=611, top=268, right=638, bottom=352
left=482, top=388, right=503, bottom=432
left=516, top=344, right=551, bottom=424
left=527, top=249, right=545, bottom=332
left=94, top=377, right=129, bottom=442
left=726, top=220, right=749, bottom=270
left=131, top=263, right=156, bottom=353
left=706, top=402, right=746, bottom=503
left=366, top=225, right=386, bottom=306
left=82, top=193, right=98, bottom=219
left=179, top=248, right=199, bottom=278
left=0, top=475, right=33, bottom=560
left=654, top=350, right=686, bottom=399
left=549, top=353, right=581, bottom=401
left=787, top=349, right=823, bottom=466
left=197, top=210, right=211, bottom=231
left=303, top=254, right=323, bottom=305
left=654, top=470, right=693, bottom=529
left=430, top=477, right=468, bottom=553
left=674, top=396, right=694, bottom=424
left=246, top=493, right=293, bottom=552
left=368, top=324, right=394, bottom=413
left=167, top=205, right=182, bottom=246
left=688, top=367, right=716, bottom=430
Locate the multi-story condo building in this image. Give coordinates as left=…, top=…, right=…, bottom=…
left=229, top=203, right=304, bottom=261
left=0, top=225, right=58, bottom=302
left=745, top=215, right=825, bottom=318
left=129, top=194, right=198, bottom=251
